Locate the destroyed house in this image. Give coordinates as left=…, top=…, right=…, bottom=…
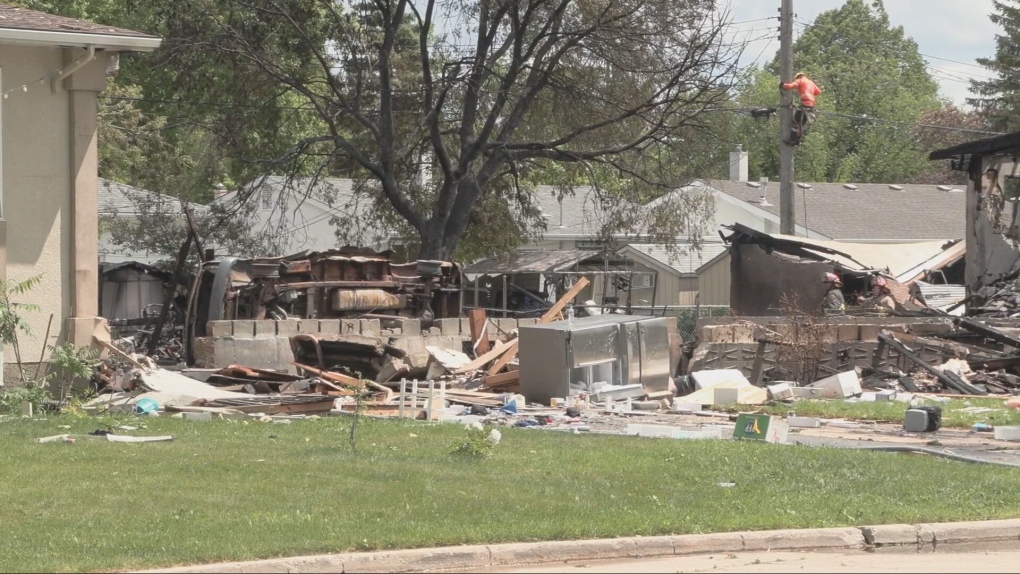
left=931, top=132, right=1020, bottom=315
left=721, top=224, right=965, bottom=316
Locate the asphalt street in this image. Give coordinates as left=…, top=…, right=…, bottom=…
left=494, top=547, right=1020, bottom=573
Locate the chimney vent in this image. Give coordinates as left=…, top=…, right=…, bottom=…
left=729, top=145, right=749, bottom=182
left=757, top=177, right=771, bottom=206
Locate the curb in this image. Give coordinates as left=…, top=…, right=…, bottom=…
left=139, top=519, right=1020, bottom=573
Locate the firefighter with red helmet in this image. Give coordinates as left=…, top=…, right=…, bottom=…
left=861, top=275, right=898, bottom=313
left=821, top=272, right=845, bottom=314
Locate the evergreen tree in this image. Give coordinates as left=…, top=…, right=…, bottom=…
left=969, top=0, right=1020, bottom=132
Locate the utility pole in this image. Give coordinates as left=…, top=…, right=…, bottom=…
left=778, top=0, right=795, bottom=235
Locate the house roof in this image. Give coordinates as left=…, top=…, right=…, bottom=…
left=531, top=185, right=638, bottom=238
left=618, top=243, right=728, bottom=276
left=99, top=179, right=209, bottom=217
left=0, top=5, right=160, bottom=51
left=463, top=249, right=604, bottom=274
left=930, top=131, right=1020, bottom=160
left=214, top=176, right=400, bottom=254
left=703, top=179, right=966, bottom=241
left=723, top=223, right=962, bottom=280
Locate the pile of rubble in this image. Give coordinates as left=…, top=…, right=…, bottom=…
left=858, top=319, right=1020, bottom=396
left=970, top=276, right=1020, bottom=317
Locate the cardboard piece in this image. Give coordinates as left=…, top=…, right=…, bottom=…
left=679, top=380, right=767, bottom=406
left=733, top=413, right=788, bottom=443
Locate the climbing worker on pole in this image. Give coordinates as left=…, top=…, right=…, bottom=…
left=780, top=72, right=821, bottom=145
left=821, top=272, right=846, bottom=315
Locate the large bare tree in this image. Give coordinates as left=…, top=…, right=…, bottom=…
left=195, top=0, right=737, bottom=260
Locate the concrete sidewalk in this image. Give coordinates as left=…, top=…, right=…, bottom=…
left=141, top=519, right=1020, bottom=573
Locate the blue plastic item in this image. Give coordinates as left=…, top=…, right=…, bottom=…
left=973, top=422, right=994, bottom=432
left=499, top=399, right=518, bottom=414
left=134, top=398, right=159, bottom=415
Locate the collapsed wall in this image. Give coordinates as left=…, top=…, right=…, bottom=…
left=690, top=316, right=968, bottom=382
left=192, top=317, right=532, bottom=373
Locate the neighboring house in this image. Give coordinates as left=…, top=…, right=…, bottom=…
left=98, top=178, right=209, bottom=265
left=213, top=177, right=396, bottom=256
left=659, top=147, right=969, bottom=307
left=615, top=243, right=728, bottom=307
left=0, top=6, right=159, bottom=379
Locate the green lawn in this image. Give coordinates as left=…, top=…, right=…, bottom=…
left=3, top=414, right=1020, bottom=573
left=712, top=397, right=1020, bottom=429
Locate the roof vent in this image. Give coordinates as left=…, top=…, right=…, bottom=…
left=796, top=183, right=812, bottom=190
left=937, top=185, right=953, bottom=191
left=889, top=185, right=904, bottom=191
left=843, top=184, right=858, bottom=190
left=746, top=182, right=761, bottom=189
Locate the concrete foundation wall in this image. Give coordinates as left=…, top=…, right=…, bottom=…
left=194, top=318, right=531, bottom=371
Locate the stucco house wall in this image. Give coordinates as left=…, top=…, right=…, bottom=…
left=0, top=6, right=160, bottom=383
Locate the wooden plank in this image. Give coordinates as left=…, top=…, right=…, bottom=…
left=452, top=339, right=511, bottom=374
left=468, top=308, right=490, bottom=358
left=291, top=362, right=365, bottom=387
left=957, top=318, right=1020, bottom=349
left=486, top=340, right=519, bottom=376
left=540, top=277, right=590, bottom=323
left=878, top=332, right=986, bottom=395
left=482, top=370, right=520, bottom=389
left=894, top=332, right=1002, bottom=359
left=748, top=340, right=768, bottom=385
left=93, top=338, right=148, bottom=371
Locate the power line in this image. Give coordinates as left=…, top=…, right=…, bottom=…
left=921, top=52, right=994, bottom=72
left=812, top=109, right=1002, bottom=136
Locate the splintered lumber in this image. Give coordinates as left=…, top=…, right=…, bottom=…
left=878, top=332, right=987, bottom=395
left=93, top=337, right=148, bottom=371
left=482, top=370, right=520, bottom=389
left=540, top=277, right=591, bottom=323
left=486, top=340, right=519, bottom=376
left=452, top=339, right=511, bottom=374
left=291, top=362, right=365, bottom=387
left=468, top=308, right=490, bottom=358
left=968, top=355, right=1020, bottom=371
left=485, top=277, right=592, bottom=376
left=894, top=331, right=1002, bottom=359
left=956, top=318, right=1020, bottom=349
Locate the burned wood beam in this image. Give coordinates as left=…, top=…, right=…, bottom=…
left=878, top=332, right=987, bottom=395
left=967, top=355, right=1020, bottom=371
left=956, top=318, right=1020, bottom=349
left=898, top=376, right=920, bottom=392
left=749, top=340, right=768, bottom=386
left=894, top=331, right=1003, bottom=359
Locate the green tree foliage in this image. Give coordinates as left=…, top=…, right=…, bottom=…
left=167, top=0, right=737, bottom=260
left=912, top=104, right=993, bottom=184
left=970, top=0, right=1020, bottom=132
left=732, top=0, right=941, bottom=183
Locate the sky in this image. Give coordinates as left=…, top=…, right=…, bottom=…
left=722, top=0, right=999, bottom=106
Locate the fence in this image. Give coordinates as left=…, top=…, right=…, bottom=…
left=597, top=304, right=732, bottom=341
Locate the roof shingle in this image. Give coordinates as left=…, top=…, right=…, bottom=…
left=0, top=4, right=157, bottom=38
left=619, top=243, right=728, bottom=276
left=704, top=179, right=966, bottom=241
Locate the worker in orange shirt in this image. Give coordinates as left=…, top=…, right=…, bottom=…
left=780, top=72, right=821, bottom=145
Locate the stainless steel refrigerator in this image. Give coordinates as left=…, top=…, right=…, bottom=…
left=518, top=314, right=672, bottom=405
